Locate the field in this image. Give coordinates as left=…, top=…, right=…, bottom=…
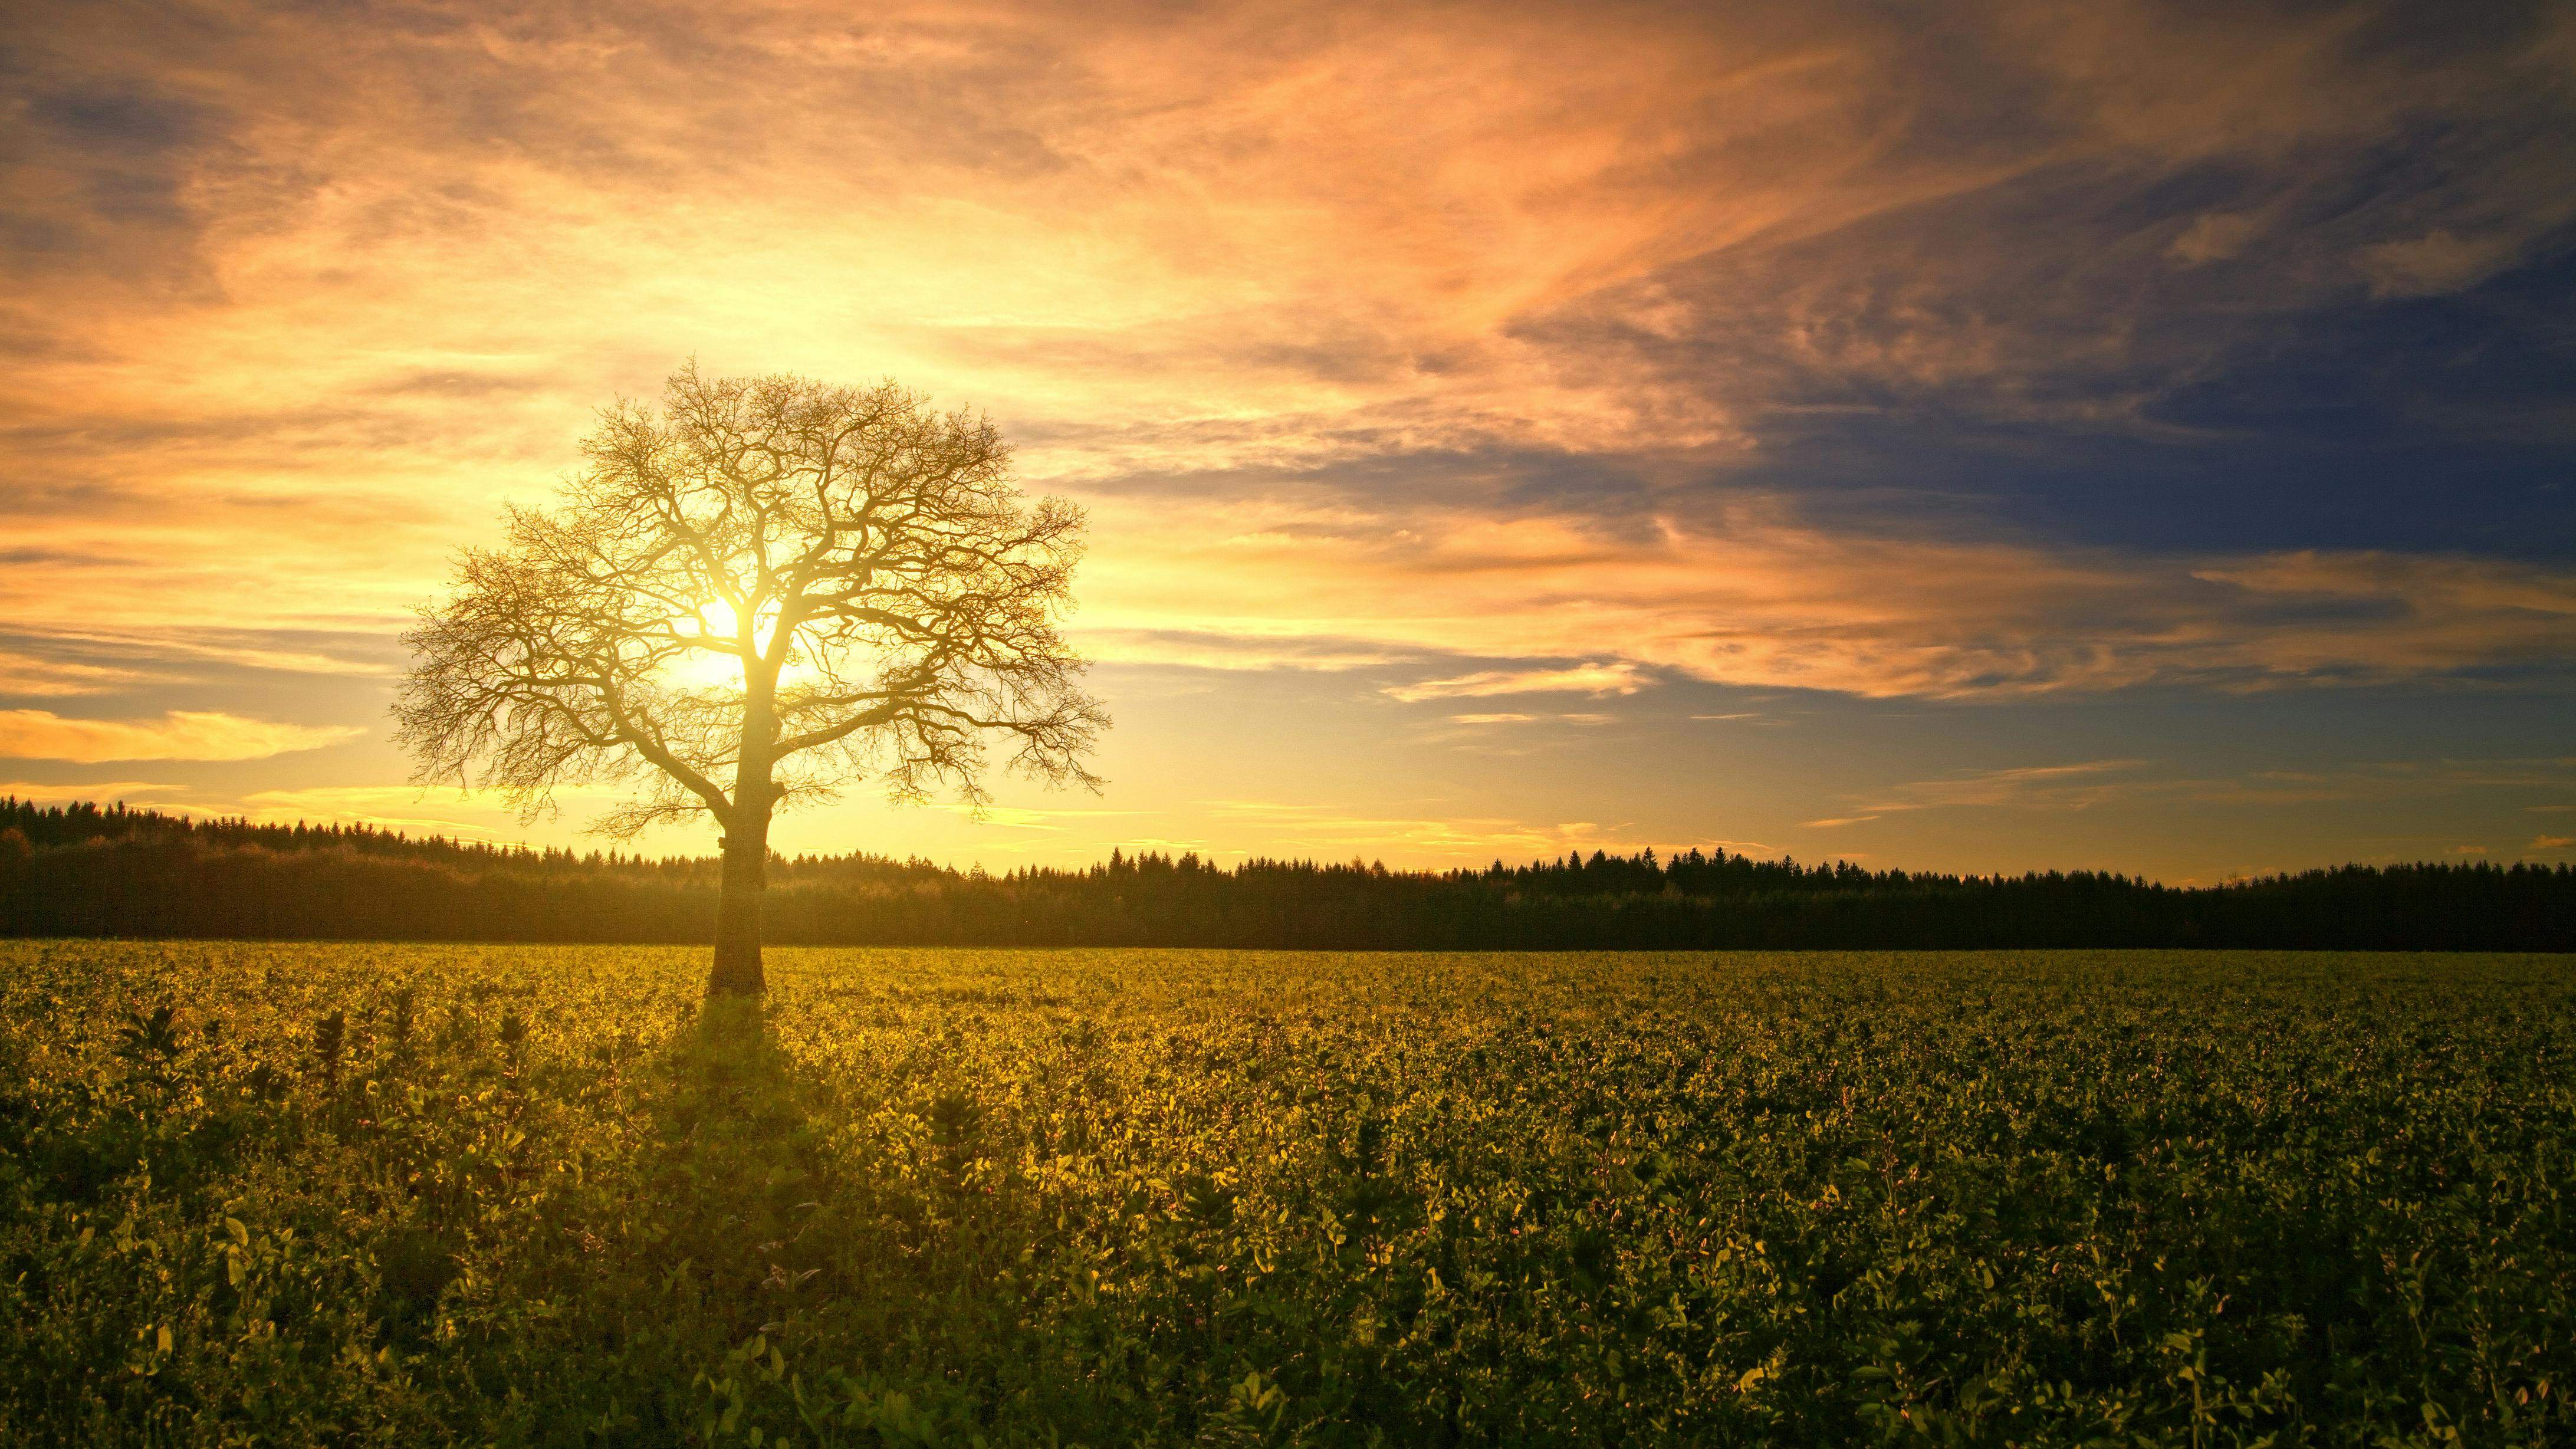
left=2, top=944, right=2571, bottom=1446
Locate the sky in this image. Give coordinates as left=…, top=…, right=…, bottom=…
left=2, top=0, right=2572, bottom=883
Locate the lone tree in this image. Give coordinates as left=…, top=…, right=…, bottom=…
left=396, top=365, right=1106, bottom=995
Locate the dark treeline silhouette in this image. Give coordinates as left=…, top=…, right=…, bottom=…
left=3, top=798, right=2570, bottom=951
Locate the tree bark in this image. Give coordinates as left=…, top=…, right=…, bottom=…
left=709, top=811, right=770, bottom=995
left=711, top=681, right=779, bottom=997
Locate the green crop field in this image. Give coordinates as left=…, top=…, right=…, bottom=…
left=2, top=943, right=2570, bottom=1446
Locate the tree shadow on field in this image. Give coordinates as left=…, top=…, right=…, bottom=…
left=642, top=994, right=837, bottom=1317
left=604, top=987, right=1097, bottom=1449
left=433, top=989, right=864, bottom=1441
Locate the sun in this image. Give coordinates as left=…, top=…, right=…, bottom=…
left=695, top=599, right=742, bottom=638
left=654, top=598, right=757, bottom=691
left=661, top=596, right=823, bottom=692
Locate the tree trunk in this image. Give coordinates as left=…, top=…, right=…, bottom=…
left=708, top=810, right=770, bottom=995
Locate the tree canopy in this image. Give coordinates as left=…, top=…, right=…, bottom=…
left=395, top=364, right=1106, bottom=990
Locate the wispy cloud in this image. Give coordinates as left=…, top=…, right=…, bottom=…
left=1864, top=760, right=2156, bottom=813
left=1076, top=628, right=1409, bottom=673
left=1447, top=711, right=1615, bottom=726
left=0, top=626, right=400, bottom=695
left=234, top=784, right=619, bottom=837
left=1188, top=799, right=1770, bottom=865
left=1201, top=798, right=1651, bottom=863
left=0, top=649, right=137, bottom=696
left=0, top=779, right=186, bottom=803
left=1089, top=494, right=2576, bottom=699
left=1384, top=662, right=1646, bottom=702
left=1800, top=760, right=2157, bottom=825
left=932, top=803, right=1150, bottom=833
left=0, top=711, right=363, bottom=763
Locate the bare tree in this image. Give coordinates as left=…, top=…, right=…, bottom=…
left=396, top=364, right=1107, bottom=994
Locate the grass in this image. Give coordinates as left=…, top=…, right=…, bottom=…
left=2, top=941, right=2571, bottom=1445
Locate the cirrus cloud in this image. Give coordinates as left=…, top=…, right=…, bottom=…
left=0, top=709, right=363, bottom=763
left=1384, top=662, right=1648, bottom=702
left=1084, top=493, right=2576, bottom=699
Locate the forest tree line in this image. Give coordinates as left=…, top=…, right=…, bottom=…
left=3, top=798, right=2570, bottom=951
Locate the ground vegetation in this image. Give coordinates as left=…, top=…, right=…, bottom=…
left=2, top=941, right=2570, bottom=1444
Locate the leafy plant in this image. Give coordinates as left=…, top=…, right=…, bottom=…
left=2, top=941, right=2570, bottom=1445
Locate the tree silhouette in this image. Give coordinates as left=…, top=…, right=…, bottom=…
left=395, top=365, right=1106, bottom=994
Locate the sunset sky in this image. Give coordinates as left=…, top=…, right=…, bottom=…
left=4, top=0, right=2572, bottom=882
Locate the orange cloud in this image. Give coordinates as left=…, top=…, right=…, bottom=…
left=6, top=0, right=2565, bottom=644
left=0, top=0, right=2565, bottom=737
left=0, top=710, right=362, bottom=763
left=1082, top=494, right=2576, bottom=698
left=0, top=649, right=136, bottom=696
left=1198, top=797, right=1686, bottom=863
left=1385, top=663, right=1647, bottom=702
left=0, top=780, right=187, bottom=803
